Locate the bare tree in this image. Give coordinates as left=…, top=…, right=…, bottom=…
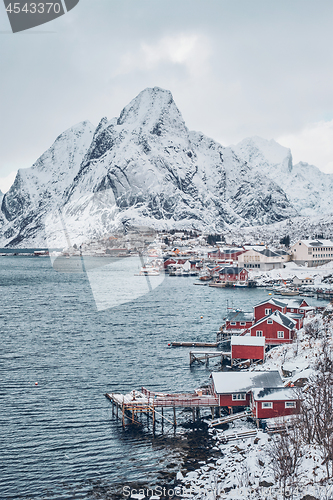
left=267, top=423, right=304, bottom=499
left=298, top=340, right=333, bottom=479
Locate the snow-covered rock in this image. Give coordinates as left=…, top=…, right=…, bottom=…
left=0, top=88, right=302, bottom=247
left=232, top=136, right=333, bottom=217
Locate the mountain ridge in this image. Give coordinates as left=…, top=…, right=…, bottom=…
left=0, top=87, right=329, bottom=247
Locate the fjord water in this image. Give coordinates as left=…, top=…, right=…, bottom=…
left=0, top=257, right=321, bottom=499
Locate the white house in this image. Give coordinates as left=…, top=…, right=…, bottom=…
left=290, top=239, right=333, bottom=266
left=237, top=248, right=289, bottom=271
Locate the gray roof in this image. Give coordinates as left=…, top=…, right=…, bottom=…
left=255, top=297, right=287, bottom=309
left=258, top=249, right=281, bottom=257
left=225, top=310, right=254, bottom=322
left=253, top=387, right=298, bottom=401
left=274, top=250, right=289, bottom=256
left=251, top=310, right=296, bottom=330
left=219, top=267, right=244, bottom=274
left=212, top=370, right=283, bottom=394
left=286, top=298, right=308, bottom=308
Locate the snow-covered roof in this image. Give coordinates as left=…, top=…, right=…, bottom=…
left=286, top=298, right=309, bottom=308
left=291, top=368, right=315, bottom=383
left=258, top=249, right=282, bottom=258
left=231, top=336, right=265, bottom=346
left=298, top=239, right=333, bottom=248
left=251, top=310, right=296, bottom=330
left=255, top=297, right=287, bottom=309
left=212, top=370, right=283, bottom=394
left=225, top=310, right=254, bottom=322
left=252, top=387, right=298, bottom=401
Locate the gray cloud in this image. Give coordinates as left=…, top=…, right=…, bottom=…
left=1, top=0, right=333, bottom=187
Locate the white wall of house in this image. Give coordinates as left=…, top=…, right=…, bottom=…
left=237, top=249, right=286, bottom=271
left=291, top=240, right=333, bottom=266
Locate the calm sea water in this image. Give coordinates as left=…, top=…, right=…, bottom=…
left=0, top=257, right=325, bottom=499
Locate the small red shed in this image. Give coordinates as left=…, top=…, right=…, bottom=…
left=231, top=335, right=265, bottom=361
left=251, top=387, right=300, bottom=419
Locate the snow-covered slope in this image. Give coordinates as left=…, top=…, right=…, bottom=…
left=0, top=121, right=95, bottom=246
left=232, top=136, right=333, bottom=216
left=0, top=88, right=297, bottom=247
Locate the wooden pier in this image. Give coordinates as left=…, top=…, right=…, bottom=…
left=105, top=387, right=219, bottom=434
left=170, top=341, right=219, bottom=347
left=209, top=409, right=252, bottom=427
left=217, top=429, right=258, bottom=443
left=189, top=350, right=231, bottom=366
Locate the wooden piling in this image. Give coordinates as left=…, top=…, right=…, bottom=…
left=173, top=406, right=177, bottom=427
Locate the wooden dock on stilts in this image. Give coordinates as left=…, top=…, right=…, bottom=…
left=189, top=350, right=231, bottom=366
left=105, top=387, right=220, bottom=434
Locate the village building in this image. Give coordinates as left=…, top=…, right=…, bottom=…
left=290, top=238, right=333, bottom=266
left=211, top=370, right=283, bottom=408
left=237, top=248, right=289, bottom=271
left=253, top=297, right=288, bottom=322
left=292, top=275, right=314, bottom=285
left=254, top=297, right=309, bottom=323
left=207, top=247, right=245, bottom=262
left=247, top=310, right=297, bottom=345
left=251, top=387, right=300, bottom=419
left=231, top=335, right=265, bottom=362
left=218, top=266, right=248, bottom=282
left=224, top=310, right=254, bottom=331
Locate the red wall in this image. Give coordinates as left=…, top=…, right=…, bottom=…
left=254, top=303, right=286, bottom=322
left=219, top=393, right=250, bottom=407
left=226, top=320, right=253, bottom=330
left=232, top=344, right=265, bottom=360
left=250, top=320, right=293, bottom=344
left=254, top=400, right=300, bottom=419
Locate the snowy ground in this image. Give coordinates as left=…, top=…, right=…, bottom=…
left=176, top=309, right=333, bottom=500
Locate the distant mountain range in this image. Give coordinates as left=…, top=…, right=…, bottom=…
left=0, top=87, right=332, bottom=247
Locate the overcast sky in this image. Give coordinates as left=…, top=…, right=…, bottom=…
left=1, top=0, right=333, bottom=192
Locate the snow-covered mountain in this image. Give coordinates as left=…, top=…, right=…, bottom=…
left=232, top=136, right=333, bottom=217
left=0, top=87, right=307, bottom=247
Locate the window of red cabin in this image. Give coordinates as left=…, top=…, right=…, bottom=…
left=262, top=402, right=273, bottom=409
left=240, top=322, right=246, bottom=326
left=285, top=401, right=296, bottom=408
left=278, top=331, right=284, bottom=338
left=267, top=319, right=273, bottom=324
left=230, top=322, right=236, bottom=326
left=256, top=331, right=263, bottom=337
left=265, top=308, right=272, bottom=315
left=232, top=393, right=246, bottom=400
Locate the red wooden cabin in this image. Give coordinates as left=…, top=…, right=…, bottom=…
left=251, top=387, right=300, bottom=419
left=254, top=298, right=287, bottom=322
left=218, top=267, right=248, bottom=282
left=248, top=310, right=296, bottom=345
left=211, top=370, right=283, bottom=408
left=225, top=310, right=254, bottom=331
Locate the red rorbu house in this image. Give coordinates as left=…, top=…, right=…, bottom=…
left=231, top=335, right=265, bottom=362
left=254, top=298, right=287, bottom=322
left=254, top=297, right=310, bottom=329
left=207, top=248, right=245, bottom=262
left=251, top=387, right=300, bottom=419
left=225, top=310, right=254, bottom=332
left=218, top=267, right=248, bottom=282
left=248, top=310, right=297, bottom=345
left=211, top=370, right=284, bottom=409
